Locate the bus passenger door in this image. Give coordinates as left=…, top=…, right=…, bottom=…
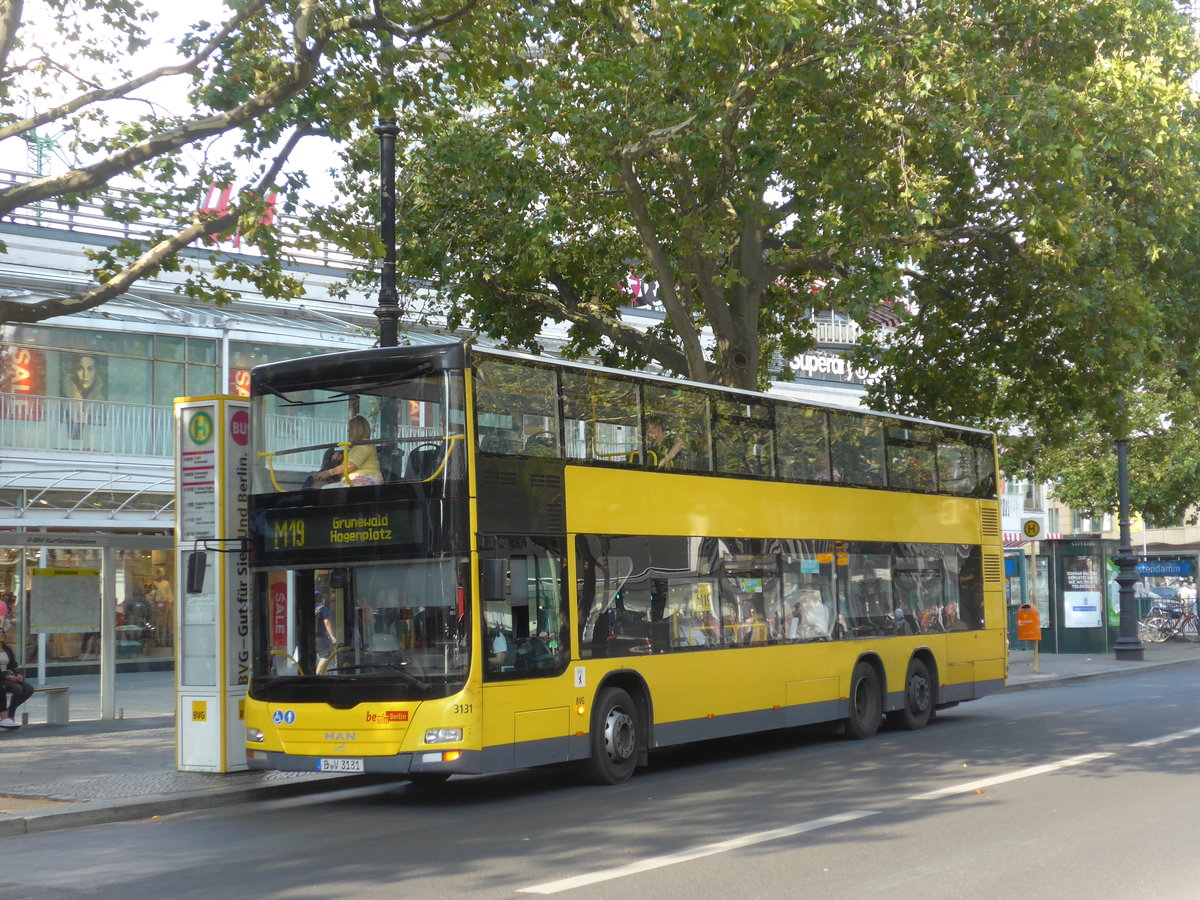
left=478, top=536, right=571, bottom=771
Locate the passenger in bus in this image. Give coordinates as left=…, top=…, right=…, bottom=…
left=892, top=606, right=918, bottom=635
left=523, top=431, right=558, bottom=457
left=744, top=606, right=769, bottom=645
left=315, top=592, right=337, bottom=671
left=944, top=602, right=968, bottom=631
left=487, top=626, right=509, bottom=671
left=813, top=457, right=841, bottom=482
left=312, top=416, right=381, bottom=487
left=798, top=590, right=831, bottom=640
left=645, top=417, right=685, bottom=469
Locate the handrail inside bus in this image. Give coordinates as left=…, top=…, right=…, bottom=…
left=259, top=451, right=284, bottom=493
left=416, top=434, right=464, bottom=483
left=271, top=648, right=304, bottom=676
left=334, top=441, right=352, bottom=486
left=591, top=448, right=650, bottom=465
left=317, top=645, right=353, bottom=675
left=258, top=434, right=466, bottom=491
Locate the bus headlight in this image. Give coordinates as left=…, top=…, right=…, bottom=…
left=424, top=728, right=463, bottom=744
left=246, top=728, right=265, bottom=743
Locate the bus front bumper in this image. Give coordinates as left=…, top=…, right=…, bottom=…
left=245, top=748, right=482, bottom=775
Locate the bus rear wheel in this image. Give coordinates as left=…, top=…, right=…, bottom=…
left=889, top=658, right=933, bottom=731
left=845, top=661, right=882, bottom=740
left=584, top=687, right=639, bottom=785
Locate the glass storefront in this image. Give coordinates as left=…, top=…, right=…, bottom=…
left=228, top=341, right=328, bottom=396
left=0, top=325, right=218, bottom=404
left=0, top=540, right=174, bottom=671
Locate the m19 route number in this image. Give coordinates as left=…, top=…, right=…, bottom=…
left=272, top=518, right=305, bottom=549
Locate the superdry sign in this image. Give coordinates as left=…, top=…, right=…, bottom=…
left=788, top=349, right=878, bottom=386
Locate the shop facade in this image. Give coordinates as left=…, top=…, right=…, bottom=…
left=1, top=223, right=379, bottom=677
left=0, top=532, right=174, bottom=677
left=0, top=301, right=377, bottom=673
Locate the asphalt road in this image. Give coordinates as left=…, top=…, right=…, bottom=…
left=4, top=666, right=1200, bottom=899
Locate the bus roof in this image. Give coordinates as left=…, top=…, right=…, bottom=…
left=251, top=340, right=993, bottom=438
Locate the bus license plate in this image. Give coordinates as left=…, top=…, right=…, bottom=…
left=317, top=758, right=364, bottom=773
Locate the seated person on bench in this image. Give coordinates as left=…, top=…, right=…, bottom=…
left=0, top=628, right=33, bottom=729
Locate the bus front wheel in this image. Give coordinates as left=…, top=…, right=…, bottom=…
left=888, top=657, right=933, bottom=731
left=584, top=687, right=639, bottom=785
left=845, top=662, right=882, bottom=740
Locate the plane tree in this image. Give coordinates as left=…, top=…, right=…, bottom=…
left=0, top=0, right=496, bottom=324
left=328, top=0, right=1200, bottom=418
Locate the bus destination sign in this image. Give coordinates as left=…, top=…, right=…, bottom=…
left=262, top=506, right=417, bottom=553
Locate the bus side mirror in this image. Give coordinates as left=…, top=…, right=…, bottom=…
left=482, top=561, right=511, bottom=602
left=482, top=558, right=506, bottom=601
left=186, top=552, right=207, bottom=594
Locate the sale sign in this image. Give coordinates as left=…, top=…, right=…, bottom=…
left=0, top=345, right=46, bottom=420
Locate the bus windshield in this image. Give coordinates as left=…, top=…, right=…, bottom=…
left=251, top=362, right=465, bottom=495
left=254, top=558, right=469, bottom=701
left=247, top=346, right=472, bottom=703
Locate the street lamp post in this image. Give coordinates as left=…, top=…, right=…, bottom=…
left=1113, top=436, right=1144, bottom=660
left=375, top=118, right=400, bottom=349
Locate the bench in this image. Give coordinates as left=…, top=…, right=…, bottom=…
left=20, top=686, right=69, bottom=726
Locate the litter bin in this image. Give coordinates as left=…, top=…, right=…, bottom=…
left=1016, top=603, right=1041, bottom=643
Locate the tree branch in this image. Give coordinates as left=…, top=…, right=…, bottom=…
left=0, top=124, right=311, bottom=325
left=0, top=0, right=483, bottom=216
left=0, top=0, right=22, bottom=83
left=617, top=153, right=709, bottom=380
left=0, top=0, right=267, bottom=143
left=481, top=269, right=693, bottom=377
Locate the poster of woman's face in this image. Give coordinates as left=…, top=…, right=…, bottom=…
left=62, top=353, right=105, bottom=400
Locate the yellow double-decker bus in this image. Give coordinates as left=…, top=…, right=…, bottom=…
left=245, top=341, right=1004, bottom=784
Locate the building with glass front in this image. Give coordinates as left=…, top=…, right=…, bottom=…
left=0, top=172, right=381, bottom=676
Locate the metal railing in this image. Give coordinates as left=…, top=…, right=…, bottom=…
left=0, top=168, right=358, bottom=271
left=811, top=320, right=864, bottom=345
left=0, top=393, right=173, bottom=457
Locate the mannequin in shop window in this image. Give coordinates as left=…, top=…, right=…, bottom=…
left=0, top=628, right=32, bottom=729
left=80, top=631, right=99, bottom=660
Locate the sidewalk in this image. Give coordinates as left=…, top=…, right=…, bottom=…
left=0, top=671, right=377, bottom=838
left=1005, top=637, right=1200, bottom=688
left=1, top=642, right=1198, bottom=837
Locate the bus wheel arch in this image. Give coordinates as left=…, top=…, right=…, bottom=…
left=844, top=655, right=885, bottom=740
left=888, top=651, right=936, bottom=731
left=583, top=672, right=651, bottom=785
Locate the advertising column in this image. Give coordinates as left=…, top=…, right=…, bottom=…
left=175, top=396, right=251, bottom=772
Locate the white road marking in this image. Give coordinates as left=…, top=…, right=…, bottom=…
left=907, top=752, right=1113, bottom=800
left=1131, top=725, right=1200, bottom=748
left=517, top=810, right=878, bottom=894
left=522, top=729, right=1200, bottom=894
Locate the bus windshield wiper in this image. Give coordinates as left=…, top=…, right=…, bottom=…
left=260, top=362, right=434, bottom=407
left=333, top=663, right=432, bottom=691
left=328, top=362, right=434, bottom=398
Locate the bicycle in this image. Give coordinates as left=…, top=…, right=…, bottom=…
left=1138, top=599, right=1200, bottom=642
